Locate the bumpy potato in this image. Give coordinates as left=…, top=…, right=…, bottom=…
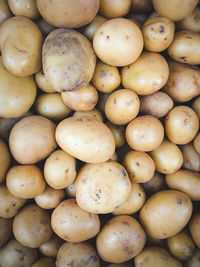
left=35, top=69, right=56, bottom=93
left=39, top=234, right=64, bottom=258
left=82, top=15, right=107, bottom=41
left=8, top=0, right=39, bottom=19
left=0, top=0, right=12, bottom=26
left=181, top=143, right=200, bottom=172
left=32, top=257, right=55, bottom=267
left=0, top=217, right=13, bottom=247
left=176, top=7, right=200, bottom=32
left=99, top=0, right=131, bottom=19
left=189, top=213, right=200, bottom=248
left=0, top=139, right=10, bottom=183
left=73, top=109, right=103, bottom=122
left=142, top=172, right=165, bottom=195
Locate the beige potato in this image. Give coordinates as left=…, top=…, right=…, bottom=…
left=185, top=248, right=200, bottom=267
left=65, top=183, right=76, bottom=198
left=43, top=29, right=96, bottom=92
left=193, top=96, right=200, bottom=119
left=61, top=84, right=98, bottom=111
left=0, top=217, right=13, bottom=247
left=123, top=150, right=155, bottom=183
left=35, top=70, right=56, bottom=93
left=121, top=52, right=169, bottom=95
left=99, top=0, right=131, bottom=19
left=106, top=122, right=126, bottom=148
left=39, top=234, right=64, bottom=258
left=73, top=109, right=103, bottom=122
left=131, top=0, right=153, bottom=13
left=168, top=31, right=200, bottom=65
left=194, top=133, right=200, bottom=154
left=75, top=161, right=131, bottom=214
left=0, top=16, right=43, bottom=77
left=0, top=183, right=26, bottom=218
left=181, top=143, right=200, bottom=172
left=109, top=152, right=118, bottom=162
left=142, top=16, right=175, bottom=52
left=32, top=257, right=55, bottom=267
left=96, top=215, right=146, bottom=263
left=0, top=239, right=38, bottom=267
left=0, top=0, right=12, bottom=27
left=56, top=242, right=100, bottom=267
left=142, top=172, right=165, bottom=195
left=36, top=18, right=57, bottom=37
left=92, top=61, right=121, bottom=93
left=56, top=116, right=115, bottom=163
left=165, top=106, right=199, bottom=145
left=189, top=213, right=200, bottom=248
left=105, top=89, right=140, bottom=125
left=8, top=0, right=39, bottom=19
left=13, top=204, right=53, bottom=248
left=126, top=115, right=164, bottom=152
left=0, top=139, right=10, bottom=183
left=44, top=149, right=76, bottom=190
left=176, top=7, right=200, bottom=32
left=82, top=15, right=107, bottom=41
left=93, top=18, right=143, bottom=66
left=150, top=139, right=183, bottom=174
left=9, top=115, right=57, bottom=164
left=139, top=190, right=193, bottom=239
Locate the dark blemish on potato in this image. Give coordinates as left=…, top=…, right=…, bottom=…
left=184, top=119, right=188, bottom=125
left=180, top=56, right=187, bottom=62
left=106, top=35, right=110, bottom=40
left=15, top=249, right=23, bottom=253
left=20, top=256, right=24, bottom=261
left=65, top=168, right=69, bottom=173
left=12, top=203, right=16, bottom=207
left=126, top=35, right=130, bottom=40
left=20, top=184, right=24, bottom=187
left=164, top=37, right=167, bottom=40
left=99, top=189, right=102, bottom=193
left=122, top=221, right=129, bottom=226
left=86, top=255, right=98, bottom=264
left=6, top=208, right=9, bottom=213
left=164, top=169, right=167, bottom=171
left=177, top=198, right=182, bottom=205
left=76, top=118, right=83, bottom=122
left=159, top=25, right=165, bottom=33
left=62, top=51, right=67, bottom=54
left=122, top=240, right=133, bottom=255
left=40, top=220, right=46, bottom=225
left=114, top=99, right=116, bottom=104
left=120, top=169, right=127, bottom=177
left=100, top=31, right=103, bottom=35
left=151, top=27, right=154, bottom=30
left=100, top=70, right=107, bottom=78
left=109, top=168, right=112, bottom=172
left=67, top=260, right=74, bottom=266
left=136, top=162, right=140, bottom=166
left=138, top=193, right=141, bottom=197
left=186, top=36, right=192, bottom=39
left=163, top=233, right=167, bottom=236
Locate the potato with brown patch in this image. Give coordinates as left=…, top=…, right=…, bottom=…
left=39, top=234, right=64, bottom=258
left=35, top=69, right=56, bottom=93
left=0, top=139, right=10, bottom=183
left=32, top=257, right=55, bottom=267
left=142, top=172, right=165, bottom=195
left=0, top=218, right=13, bottom=247
left=99, top=0, right=131, bottom=19
left=73, top=109, right=103, bottom=122
left=106, top=122, right=126, bottom=148
left=176, top=7, right=200, bottom=32
left=8, top=0, right=39, bottom=19
left=189, top=213, right=200, bottom=248
left=82, top=15, right=107, bottom=41
left=0, top=0, right=12, bottom=27
left=181, top=143, right=200, bottom=172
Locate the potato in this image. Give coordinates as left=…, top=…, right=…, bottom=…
left=65, top=183, right=76, bottom=198
left=139, top=190, right=193, bottom=239
left=152, top=0, right=199, bottom=21
left=39, top=234, right=64, bottom=258
left=105, top=89, right=140, bottom=125
left=9, top=115, right=57, bottom=164
left=106, top=122, right=126, bottom=148
left=0, top=56, right=36, bottom=118
left=35, top=70, right=56, bottom=93
left=37, top=0, right=100, bottom=28
left=73, top=109, right=104, bottom=122
left=189, top=213, right=200, bottom=248
left=142, top=16, right=175, bottom=52
left=8, top=0, right=39, bottom=19
left=167, top=230, right=195, bottom=260
left=126, top=115, right=164, bottom=152
left=75, top=161, right=131, bottom=214
left=82, top=15, right=107, bottom=41
left=165, top=106, right=199, bottom=145
left=56, top=242, right=100, bottom=267
left=44, top=149, right=76, bottom=190
left=97, top=92, right=110, bottom=113
left=106, top=264, right=132, bottom=267
left=193, top=96, right=200, bottom=119
left=93, top=18, right=143, bottom=66
left=131, top=13, right=149, bottom=25
left=61, top=84, right=98, bottom=111
left=113, top=182, right=146, bottom=215
left=13, top=204, right=53, bottom=248
left=181, top=143, right=200, bottom=172
left=0, top=239, right=38, bottom=267
left=96, top=215, right=146, bottom=263
left=99, top=0, right=131, bottom=19
left=131, top=0, right=153, bottom=13
left=150, top=139, right=183, bottom=174
left=92, top=60, right=121, bottom=93
left=168, top=31, right=200, bottom=65
left=0, top=16, right=43, bottom=77
left=0, top=183, right=26, bottom=218
left=123, top=150, right=155, bottom=183
left=194, top=133, right=200, bottom=154
left=56, top=116, right=115, bottom=163
left=109, top=152, right=118, bottom=162
left=142, top=172, right=165, bottom=195
left=36, top=18, right=57, bottom=37
left=176, top=7, right=200, bottom=32
left=146, top=236, right=166, bottom=247
left=121, top=52, right=169, bottom=95
left=32, top=257, right=55, bottom=267
left=140, top=91, right=174, bottom=118
left=0, top=0, right=12, bottom=27
left=43, top=29, right=96, bottom=92
left=0, top=217, right=13, bottom=247
left=185, top=249, right=200, bottom=267
left=163, top=60, right=200, bottom=102
left=134, top=247, right=183, bottom=267
left=0, top=139, right=10, bottom=183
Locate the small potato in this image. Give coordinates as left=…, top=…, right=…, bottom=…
left=92, top=61, right=121, bottom=93
left=13, top=204, right=53, bottom=248
left=39, top=234, right=64, bottom=258
left=75, top=161, right=131, bottom=214
left=56, top=242, right=100, bottom=267
left=113, top=182, right=146, bottom=215
left=139, top=190, right=193, bottom=239
left=0, top=217, right=13, bottom=247
left=9, top=116, right=57, bottom=164
left=176, top=7, right=200, bottom=32
left=8, top=0, right=39, bottom=19
left=61, top=84, right=98, bottom=111
left=65, top=183, right=76, bottom=198
left=165, top=106, right=199, bottom=145
left=105, top=89, right=140, bottom=125
left=0, top=239, right=38, bottom=267
left=126, top=115, right=164, bottom=152
left=97, top=92, right=110, bottom=113
left=189, top=213, right=200, bottom=248
left=36, top=18, right=57, bottom=37
left=142, top=16, right=175, bottom=52
left=150, top=139, right=183, bottom=174
left=82, top=15, right=107, bottom=41
left=185, top=248, right=200, bottom=267
left=194, top=133, right=200, bottom=154
left=0, top=139, right=10, bottom=183
left=193, top=96, right=200, bottom=119
left=131, top=0, right=153, bottom=13
left=121, top=52, right=169, bottom=95
left=0, top=0, right=12, bottom=26
left=73, top=109, right=104, bottom=122
left=142, top=172, right=165, bottom=195
left=96, top=215, right=146, bottom=263
left=35, top=186, right=65, bottom=209
left=0, top=183, right=26, bottom=218
left=180, top=143, right=200, bottom=172
left=32, top=257, right=55, bottom=267
left=140, top=91, right=174, bottom=118
left=123, top=150, right=155, bottom=183
left=93, top=18, right=143, bottom=67
left=167, top=230, right=195, bottom=260
left=6, top=165, right=46, bottom=199
left=35, top=69, right=56, bottom=93
left=106, top=122, right=126, bottom=148
left=99, top=0, right=131, bottom=19
left=44, top=149, right=76, bottom=190
left=168, top=31, right=200, bottom=65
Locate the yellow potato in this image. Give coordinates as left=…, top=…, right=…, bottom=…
left=39, top=234, right=64, bottom=258
left=35, top=69, right=56, bottom=93
left=36, top=18, right=57, bottom=37
left=65, top=183, right=76, bottom=198
left=99, top=0, right=131, bottom=19
left=142, top=172, right=165, bottom=195
left=189, top=213, right=200, bottom=248
left=82, top=15, right=107, bottom=41
left=0, top=0, right=12, bottom=27
left=194, top=132, right=200, bottom=154
left=0, top=217, right=13, bottom=247
left=73, top=108, right=104, bottom=122
left=32, top=257, right=55, bottom=267
left=0, top=139, right=10, bottom=183
left=193, top=96, right=200, bottom=119
left=181, top=143, right=200, bottom=172
left=106, top=122, right=126, bottom=148
left=8, top=0, right=39, bottom=19
left=176, top=7, right=200, bottom=32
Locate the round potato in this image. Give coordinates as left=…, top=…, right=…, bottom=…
left=176, top=7, right=200, bottom=32
left=0, top=139, right=10, bottom=183
left=93, top=18, right=143, bottom=66
left=75, top=161, right=131, bottom=214
left=32, top=257, right=55, bottom=267
left=9, top=115, right=57, bottom=164
left=121, top=52, right=169, bottom=95
left=65, top=183, right=76, bottom=198
left=126, top=115, right=164, bottom=152
left=99, top=0, right=131, bottom=19
left=106, top=122, right=126, bottom=148
left=185, top=248, right=200, bottom=267
left=142, top=172, right=165, bottom=195
left=0, top=217, right=13, bottom=247
left=8, top=0, right=39, bottom=19
left=0, top=16, right=43, bottom=77
left=139, top=190, right=193, bottom=239
left=131, top=0, right=153, bottom=13
left=82, top=15, right=107, bottom=41
left=181, top=143, right=200, bottom=172
left=13, top=204, right=53, bottom=248
left=39, top=234, right=64, bottom=258
left=193, top=96, right=200, bottom=119
left=36, top=18, right=57, bottom=37
left=0, top=0, right=12, bottom=27
left=73, top=109, right=103, bottom=122
left=43, top=28, right=96, bottom=92
left=96, top=215, right=146, bottom=263
left=194, top=132, right=200, bottom=154
left=189, top=213, right=200, bottom=248
left=165, top=106, right=199, bottom=145
left=35, top=69, right=56, bottom=93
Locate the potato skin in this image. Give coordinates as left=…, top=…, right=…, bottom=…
left=35, top=69, right=56, bottom=93
left=184, top=248, right=200, bottom=267
left=0, top=0, right=12, bottom=27
left=0, top=218, right=13, bottom=247
left=39, top=234, right=64, bottom=258
left=0, top=139, right=10, bottom=183
left=189, top=213, right=200, bottom=248
left=181, top=143, right=200, bottom=172
left=99, top=0, right=131, bottom=19
left=8, top=0, right=39, bottom=20
left=32, top=257, right=55, bottom=267
left=82, top=15, right=107, bottom=41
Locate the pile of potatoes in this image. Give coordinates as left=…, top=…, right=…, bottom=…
left=1, top=0, right=200, bottom=266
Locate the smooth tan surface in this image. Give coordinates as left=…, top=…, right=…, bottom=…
left=8, top=0, right=39, bottom=19
left=32, top=257, right=55, bottom=267
left=0, top=217, right=13, bottom=247
left=0, top=139, right=10, bottom=183
left=181, top=143, right=200, bottom=172
left=73, top=108, right=103, bottom=122
left=106, top=122, right=126, bottom=148
left=0, top=0, right=12, bottom=27
left=39, top=234, right=64, bottom=258
left=99, top=0, right=131, bottom=19
left=189, top=213, right=200, bottom=248
left=176, top=7, right=200, bottom=32
left=35, top=70, right=56, bottom=93
left=82, top=15, right=107, bottom=41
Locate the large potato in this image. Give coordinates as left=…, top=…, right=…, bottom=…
left=181, top=143, right=200, bottom=172
left=39, top=234, right=64, bottom=258
left=189, top=213, right=200, bottom=248
left=0, top=217, right=13, bottom=247
left=0, top=139, right=10, bottom=183
left=0, top=16, right=43, bottom=76
left=99, top=0, right=131, bottom=19
left=0, top=0, right=12, bottom=26
left=56, top=116, right=115, bottom=163
left=139, top=190, right=193, bottom=239
left=8, top=0, right=39, bottom=19
left=43, top=29, right=96, bottom=92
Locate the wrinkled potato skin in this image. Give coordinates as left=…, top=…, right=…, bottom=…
left=8, top=0, right=39, bottom=19
left=99, top=0, right=131, bottom=19
left=82, top=15, right=107, bottom=41
left=189, top=213, right=200, bottom=248
left=142, top=172, right=165, bottom=195
left=39, top=234, right=64, bottom=258
left=32, top=257, right=55, bottom=267
left=0, top=0, right=12, bottom=27
left=35, top=70, right=56, bottom=93
left=0, top=139, right=10, bottom=183
left=0, top=218, right=13, bottom=247
left=176, top=7, right=200, bottom=32
left=181, top=143, right=200, bottom=172
left=73, top=109, right=103, bottom=122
